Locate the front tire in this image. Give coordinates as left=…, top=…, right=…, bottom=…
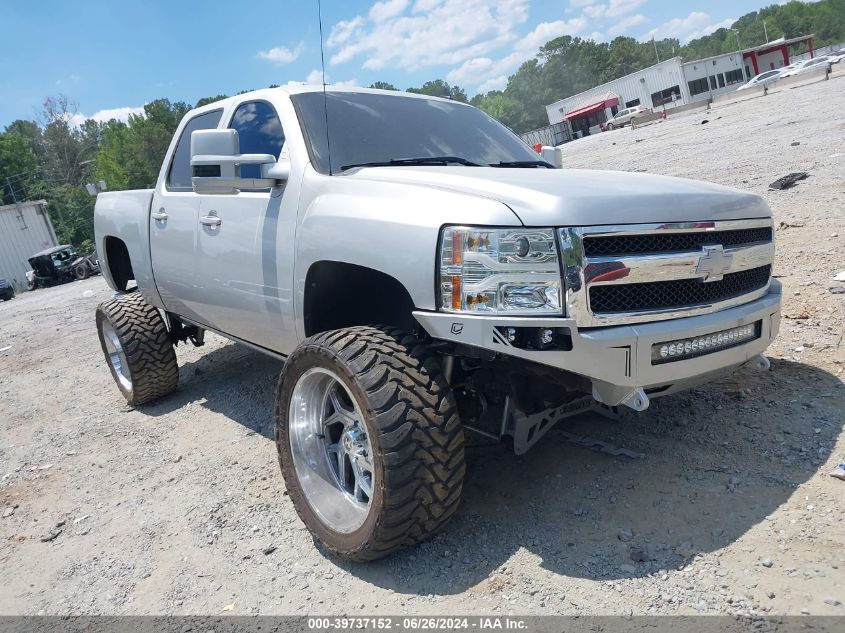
left=275, top=326, right=465, bottom=562
left=95, top=293, right=178, bottom=406
left=75, top=264, right=91, bottom=280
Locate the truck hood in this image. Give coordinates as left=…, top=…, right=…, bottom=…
left=347, top=167, right=771, bottom=226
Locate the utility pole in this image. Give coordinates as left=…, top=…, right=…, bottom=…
left=763, top=21, right=769, bottom=43
left=732, top=30, right=742, bottom=52
left=653, top=37, right=661, bottom=63
left=5, top=176, right=28, bottom=230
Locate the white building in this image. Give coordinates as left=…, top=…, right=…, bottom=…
left=0, top=200, right=59, bottom=290
left=545, top=58, right=689, bottom=137
left=545, top=35, right=816, bottom=137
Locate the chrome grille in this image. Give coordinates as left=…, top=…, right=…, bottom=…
left=559, top=219, right=775, bottom=327
left=589, top=265, right=771, bottom=313
left=583, top=226, right=773, bottom=257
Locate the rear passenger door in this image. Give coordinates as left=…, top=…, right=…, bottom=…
left=190, top=100, right=292, bottom=350
left=150, top=109, right=222, bottom=321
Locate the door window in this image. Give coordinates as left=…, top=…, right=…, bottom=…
left=229, top=101, right=285, bottom=179
left=167, top=110, right=223, bottom=191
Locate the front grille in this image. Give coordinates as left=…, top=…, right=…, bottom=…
left=583, top=227, right=773, bottom=257
left=589, top=264, right=771, bottom=314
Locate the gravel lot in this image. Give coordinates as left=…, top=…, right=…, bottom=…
left=1, top=75, right=844, bottom=617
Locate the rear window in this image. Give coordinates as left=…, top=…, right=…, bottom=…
left=167, top=109, right=223, bottom=191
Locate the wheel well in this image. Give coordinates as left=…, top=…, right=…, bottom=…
left=303, top=261, right=416, bottom=337
left=104, top=236, right=134, bottom=291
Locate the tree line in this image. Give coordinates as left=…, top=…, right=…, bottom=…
left=1, top=0, right=842, bottom=253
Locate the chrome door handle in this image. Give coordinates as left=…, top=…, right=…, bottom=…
left=200, top=214, right=221, bottom=227
left=151, top=208, right=168, bottom=221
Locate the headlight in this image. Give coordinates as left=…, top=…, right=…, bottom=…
left=439, top=226, right=562, bottom=315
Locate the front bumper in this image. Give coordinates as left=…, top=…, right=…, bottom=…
left=412, top=281, right=781, bottom=407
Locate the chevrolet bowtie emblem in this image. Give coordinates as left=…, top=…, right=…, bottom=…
left=696, top=245, right=733, bottom=282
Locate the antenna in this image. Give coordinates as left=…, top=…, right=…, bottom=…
left=317, top=0, right=333, bottom=175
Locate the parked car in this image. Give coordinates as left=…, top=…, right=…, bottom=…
left=736, top=69, right=785, bottom=90
left=0, top=278, right=14, bottom=301
left=93, top=86, right=780, bottom=561
left=780, top=56, right=833, bottom=78
left=829, top=51, right=845, bottom=64
left=605, top=105, right=648, bottom=130
left=26, top=245, right=100, bottom=290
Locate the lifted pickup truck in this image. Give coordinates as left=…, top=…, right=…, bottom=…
left=94, top=86, right=780, bottom=561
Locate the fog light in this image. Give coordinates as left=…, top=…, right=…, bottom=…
left=504, top=327, right=518, bottom=343
left=652, top=322, right=761, bottom=365
left=539, top=328, right=554, bottom=346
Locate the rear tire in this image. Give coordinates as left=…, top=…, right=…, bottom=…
left=607, top=123, right=615, bottom=131
left=96, top=293, right=178, bottom=406
left=275, top=326, right=465, bottom=562
left=75, top=264, right=91, bottom=280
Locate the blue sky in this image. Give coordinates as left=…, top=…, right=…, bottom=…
left=0, top=0, right=772, bottom=127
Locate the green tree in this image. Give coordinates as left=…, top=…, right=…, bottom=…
left=195, top=94, right=229, bottom=108
left=406, top=79, right=468, bottom=102
left=368, top=81, right=397, bottom=90
left=0, top=132, right=42, bottom=204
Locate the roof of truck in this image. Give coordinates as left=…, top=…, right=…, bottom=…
left=190, top=84, right=472, bottom=114
left=30, top=244, right=73, bottom=258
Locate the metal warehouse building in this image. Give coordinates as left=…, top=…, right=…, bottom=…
left=546, top=35, right=815, bottom=137
left=0, top=200, right=59, bottom=290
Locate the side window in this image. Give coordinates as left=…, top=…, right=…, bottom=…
left=167, top=110, right=223, bottom=191
left=229, top=101, right=285, bottom=179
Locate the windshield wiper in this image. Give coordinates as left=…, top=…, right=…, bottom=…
left=489, top=160, right=555, bottom=168
left=339, top=156, right=482, bottom=171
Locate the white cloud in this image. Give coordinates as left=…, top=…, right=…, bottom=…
left=67, top=105, right=145, bottom=127
left=687, top=17, right=736, bottom=41
left=606, top=13, right=648, bottom=37
left=257, top=42, right=304, bottom=64
left=569, top=0, right=597, bottom=7
left=369, top=0, right=409, bottom=22
left=294, top=69, right=358, bottom=87
left=583, top=0, right=645, bottom=19
left=327, top=0, right=529, bottom=71
left=447, top=17, right=587, bottom=92
left=639, top=11, right=732, bottom=43
left=305, top=69, right=324, bottom=85
left=606, top=0, right=645, bottom=18
left=411, top=0, right=443, bottom=11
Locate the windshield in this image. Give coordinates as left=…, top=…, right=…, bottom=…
left=292, top=92, right=541, bottom=175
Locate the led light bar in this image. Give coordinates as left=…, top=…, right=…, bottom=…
left=652, top=321, right=761, bottom=365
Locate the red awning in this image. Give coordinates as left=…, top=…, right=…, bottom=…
left=564, top=91, right=620, bottom=120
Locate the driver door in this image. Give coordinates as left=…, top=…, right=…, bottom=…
left=189, top=100, right=296, bottom=352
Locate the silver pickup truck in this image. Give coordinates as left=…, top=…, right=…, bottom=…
left=93, top=86, right=781, bottom=561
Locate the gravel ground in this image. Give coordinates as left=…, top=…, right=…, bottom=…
left=1, top=75, right=844, bottom=617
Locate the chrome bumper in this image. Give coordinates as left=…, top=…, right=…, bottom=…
left=412, top=281, right=781, bottom=408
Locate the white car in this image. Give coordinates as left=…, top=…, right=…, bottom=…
left=605, top=105, right=648, bottom=130
left=780, top=56, right=833, bottom=78
left=736, top=69, right=784, bottom=90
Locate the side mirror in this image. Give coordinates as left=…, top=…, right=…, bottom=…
left=190, top=129, right=287, bottom=194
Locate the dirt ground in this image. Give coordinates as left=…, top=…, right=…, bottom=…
left=1, top=75, right=844, bottom=617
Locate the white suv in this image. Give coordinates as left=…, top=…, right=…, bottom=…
left=606, top=105, right=648, bottom=130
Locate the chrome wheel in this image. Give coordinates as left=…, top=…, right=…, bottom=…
left=288, top=367, right=374, bottom=534
left=101, top=319, right=132, bottom=392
